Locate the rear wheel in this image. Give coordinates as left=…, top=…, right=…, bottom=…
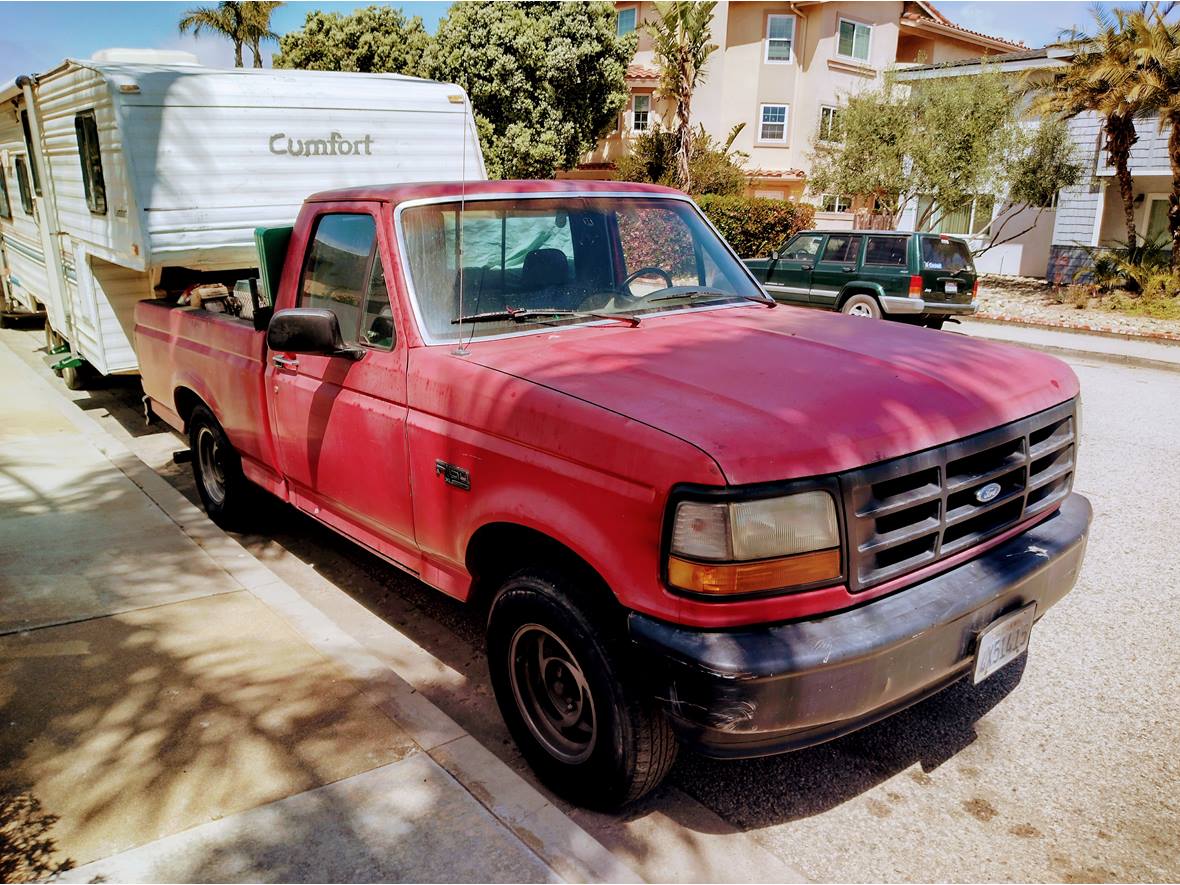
left=925, top=316, right=946, bottom=330
left=189, top=404, right=252, bottom=529
left=487, top=567, right=678, bottom=809
left=841, top=293, right=882, bottom=319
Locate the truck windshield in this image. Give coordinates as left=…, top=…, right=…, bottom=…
left=399, top=196, right=766, bottom=342
left=920, top=237, right=975, bottom=273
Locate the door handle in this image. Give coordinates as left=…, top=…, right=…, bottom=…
left=800, top=263, right=813, bottom=270
left=272, top=355, right=299, bottom=370
left=841, top=265, right=854, bottom=271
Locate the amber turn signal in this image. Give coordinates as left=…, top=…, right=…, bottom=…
left=668, top=548, right=840, bottom=595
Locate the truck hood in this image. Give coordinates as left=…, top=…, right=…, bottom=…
left=464, top=305, right=1079, bottom=485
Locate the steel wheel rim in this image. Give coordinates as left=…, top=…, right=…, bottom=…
left=508, top=623, right=597, bottom=764
left=847, top=302, right=874, bottom=317
left=196, top=426, right=227, bottom=506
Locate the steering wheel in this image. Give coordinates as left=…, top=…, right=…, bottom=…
left=622, top=266, right=674, bottom=291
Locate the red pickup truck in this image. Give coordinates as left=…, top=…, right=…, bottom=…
left=136, top=179, right=1090, bottom=808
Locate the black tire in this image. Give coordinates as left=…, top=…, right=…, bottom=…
left=188, top=403, right=252, bottom=529
left=840, top=292, right=882, bottom=319
left=926, top=317, right=946, bottom=330
left=487, top=568, right=678, bottom=809
left=60, top=359, right=89, bottom=391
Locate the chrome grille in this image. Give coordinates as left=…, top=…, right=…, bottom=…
left=841, top=400, right=1076, bottom=592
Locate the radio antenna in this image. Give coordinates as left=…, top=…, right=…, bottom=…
left=453, top=88, right=471, bottom=356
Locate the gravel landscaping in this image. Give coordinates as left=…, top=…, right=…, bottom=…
left=978, top=275, right=1180, bottom=341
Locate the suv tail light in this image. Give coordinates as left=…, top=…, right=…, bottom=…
left=908, top=275, right=923, bottom=298
left=972, top=278, right=980, bottom=299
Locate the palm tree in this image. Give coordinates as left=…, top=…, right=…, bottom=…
left=646, top=1, right=718, bottom=193
left=1033, top=6, right=1146, bottom=247
left=178, top=1, right=247, bottom=68
left=242, top=1, right=283, bottom=68
left=1126, top=2, right=1180, bottom=268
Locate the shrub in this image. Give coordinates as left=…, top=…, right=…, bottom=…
left=696, top=195, right=815, bottom=257
left=616, top=122, right=748, bottom=196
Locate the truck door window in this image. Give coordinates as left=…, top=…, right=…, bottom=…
left=863, top=236, right=908, bottom=267
left=299, top=213, right=377, bottom=342
left=361, top=259, right=396, bottom=350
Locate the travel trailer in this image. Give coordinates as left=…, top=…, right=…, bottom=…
left=0, top=49, right=484, bottom=385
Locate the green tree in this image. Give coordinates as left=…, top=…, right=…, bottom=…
left=242, top=1, right=282, bottom=68
left=616, top=122, right=747, bottom=195
left=646, top=1, right=718, bottom=192
left=1126, top=2, right=1180, bottom=268
left=1033, top=6, right=1147, bottom=246
left=179, top=1, right=249, bottom=68
left=810, top=68, right=1078, bottom=248
left=273, top=5, right=431, bottom=74
left=423, top=1, right=635, bottom=179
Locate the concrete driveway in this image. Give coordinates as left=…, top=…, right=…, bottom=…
left=4, top=325, right=1176, bottom=883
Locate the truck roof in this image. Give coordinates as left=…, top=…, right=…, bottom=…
left=305, top=179, right=685, bottom=207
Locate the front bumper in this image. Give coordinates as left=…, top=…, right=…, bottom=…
left=880, top=295, right=978, bottom=316
left=629, top=493, right=1091, bottom=759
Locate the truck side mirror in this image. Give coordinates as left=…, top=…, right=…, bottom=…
left=267, top=308, right=363, bottom=360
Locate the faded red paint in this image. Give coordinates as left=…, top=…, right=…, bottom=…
left=136, top=181, right=1079, bottom=629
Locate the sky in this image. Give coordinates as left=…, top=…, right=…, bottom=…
left=0, top=0, right=1143, bottom=85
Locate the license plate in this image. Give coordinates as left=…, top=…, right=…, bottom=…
left=972, top=604, right=1035, bottom=684
left=945, top=281, right=959, bottom=295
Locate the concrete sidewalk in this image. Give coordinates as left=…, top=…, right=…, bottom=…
left=956, top=317, right=1180, bottom=372
left=0, top=341, right=638, bottom=884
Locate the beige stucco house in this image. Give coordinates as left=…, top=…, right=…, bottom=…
left=566, top=0, right=1021, bottom=225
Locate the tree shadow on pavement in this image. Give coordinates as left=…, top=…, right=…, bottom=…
left=0, top=783, right=74, bottom=884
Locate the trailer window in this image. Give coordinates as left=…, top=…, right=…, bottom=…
left=299, top=213, right=378, bottom=342
left=0, top=166, right=11, bottom=219
left=75, top=111, right=108, bottom=216
left=14, top=158, right=34, bottom=216
left=20, top=111, right=41, bottom=196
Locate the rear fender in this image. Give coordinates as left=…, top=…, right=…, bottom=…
left=837, top=283, right=886, bottom=307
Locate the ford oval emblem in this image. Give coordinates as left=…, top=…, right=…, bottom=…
left=975, top=482, right=1002, bottom=504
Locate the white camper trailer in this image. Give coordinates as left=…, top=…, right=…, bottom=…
left=0, top=50, right=485, bottom=384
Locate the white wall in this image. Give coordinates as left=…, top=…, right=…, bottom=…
left=968, top=205, right=1056, bottom=277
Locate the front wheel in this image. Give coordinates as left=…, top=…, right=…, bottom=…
left=840, top=293, right=882, bottom=319
left=487, top=568, right=678, bottom=809
left=189, top=404, right=252, bottom=529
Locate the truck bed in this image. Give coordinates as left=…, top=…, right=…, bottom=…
left=135, top=298, right=279, bottom=482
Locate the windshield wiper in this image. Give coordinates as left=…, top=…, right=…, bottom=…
left=452, top=306, right=641, bottom=327
left=647, top=287, right=777, bottom=308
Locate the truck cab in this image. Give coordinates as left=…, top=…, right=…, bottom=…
left=136, top=180, right=1089, bottom=809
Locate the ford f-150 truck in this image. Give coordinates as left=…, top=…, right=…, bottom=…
left=135, top=179, right=1090, bottom=808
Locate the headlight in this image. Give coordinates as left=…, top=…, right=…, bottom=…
left=667, top=491, right=841, bottom=596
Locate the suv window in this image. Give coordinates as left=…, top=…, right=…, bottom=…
left=864, top=236, right=908, bottom=267
left=780, top=234, right=824, bottom=261
left=820, top=234, right=861, bottom=263
left=920, top=237, right=974, bottom=272
left=300, top=213, right=379, bottom=342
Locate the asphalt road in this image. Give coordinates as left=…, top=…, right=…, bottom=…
left=7, top=325, right=1177, bottom=883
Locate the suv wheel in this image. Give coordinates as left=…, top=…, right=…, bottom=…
left=189, top=404, right=252, bottom=529
left=841, top=293, right=882, bottom=319
left=487, top=567, right=678, bottom=808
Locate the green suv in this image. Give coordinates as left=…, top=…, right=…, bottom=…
left=744, top=230, right=978, bottom=329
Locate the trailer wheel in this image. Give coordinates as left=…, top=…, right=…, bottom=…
left=487, top=567, right=678, bottom=809
left=189, top=404, right=252, bottom=529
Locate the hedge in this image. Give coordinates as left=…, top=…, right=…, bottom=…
left=696, top=195, right=815, bottom=258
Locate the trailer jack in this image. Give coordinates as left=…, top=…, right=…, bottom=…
left=51, top=356, right=83, bottom=372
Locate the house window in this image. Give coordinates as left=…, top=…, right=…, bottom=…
left=19, top=110, right=41, bottom=196
left=820, top=194, right=853, bottom=213
left=837, top=18, right=872, bottom=63
left=14, top=157, right=33, bottom=215
left=918, top=194, right=995, bottom=236
left=1144, top=196, right=1170, bottom=246
left=766, top=14, right=796, bottom=63
left=819, top=105, right=841, bottom=142
left=0, top=166, right=10, bottom=219
left=74, top=111, right=108, bottom=216
left=759, top=104, right=789, bottom=143
left=617, top=6, right=637, bottom=36
left=632, top=94, right=651, bottom=132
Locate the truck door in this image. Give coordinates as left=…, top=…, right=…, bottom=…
left=267, top=205, right=417, bottom=560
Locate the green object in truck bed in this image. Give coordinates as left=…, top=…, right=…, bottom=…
left=254, top=225, right=293, bottom=307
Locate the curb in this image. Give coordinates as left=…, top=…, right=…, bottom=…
left=1, top=338, right=641, bottom=885
left=972, top=313, right=1180, bottom=345
left=972, top=338, right=1180, bottom=374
